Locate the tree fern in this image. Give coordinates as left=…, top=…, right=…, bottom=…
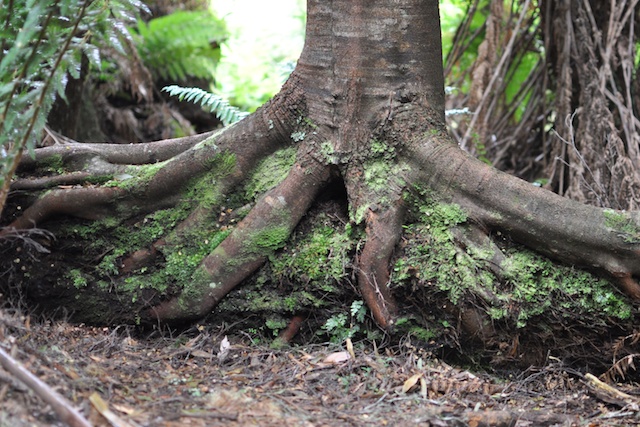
left=0, top=0, right=147, bottom=214
left=131, top=11, right=227, bottom=82
left=162, top=85, right=248, bottom=126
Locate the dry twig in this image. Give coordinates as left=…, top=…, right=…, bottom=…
left=0, top=346, right=91, bottom=427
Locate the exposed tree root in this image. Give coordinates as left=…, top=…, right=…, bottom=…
left=276, top=314, right=306, bottom=345
left=149, top=156, right=332, bottom=321
left=614, top=274, right=640, bottom=300
left=120, top=206, right=210, bottom=273
left=11, top=172, right=96, bottom=190
left=19, top=130, right=214, bottom=170
left=3, top=103, right=295, bottom=232
left=411, top=135, right=640, bottom=299
left=357, top=202, right=405, bottom=329
left=1, top=187, right=126, bottom=234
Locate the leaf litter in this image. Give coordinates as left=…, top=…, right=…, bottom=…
left=1, top=306, right=640, bottom=427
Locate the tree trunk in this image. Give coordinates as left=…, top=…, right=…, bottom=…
left=2, top=0, right=639, bottom=366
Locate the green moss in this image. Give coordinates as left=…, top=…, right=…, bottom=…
left=394, top=193, right=633, bottom=330
left=363, top=160, right=394, bottom=190
left=56, top=161, right=239, bottom=304
left=216, top=214, right=354, bottom=323
left=603, top=209, right=640, bottom=243
left=116, top=227, right=232, bottom=304
left=182, top=151, right=237, bottom=209
left=361, top=140, right=403, bottom=193
left=104, top=161, right=167, bottom=191
left=351, top=140, right=409, bottom=223
left=269, top=215, right=353, bottom=286
left=39, top=154, right=65, bottom=174
left=351, top=159, right=409, bottom=223
left=502, top=249, right=631, bottom=327
left=249, top=225, right=290, bottom=251
left=392, top=200, right=477, bottom=304
left=244, top=147, right=296, bottom=201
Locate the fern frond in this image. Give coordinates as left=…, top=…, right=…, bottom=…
left=602, top=354, right=638, bottom=383
left=163, top=85, right=248, bottom=126
left=0, top=0, right=146, bottom=209
left=132, top=11, right=227, bottom=82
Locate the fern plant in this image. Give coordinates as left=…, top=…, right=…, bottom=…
left=0, top=0, right=147, bottom=215
left=162, top=85, right=248, bottom=126
left=131, top=11, right=227, bottom=82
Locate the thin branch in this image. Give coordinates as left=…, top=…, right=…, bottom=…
left=0, top=346, right=92, bottom=427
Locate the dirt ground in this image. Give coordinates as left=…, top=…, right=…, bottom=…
left=1, top=304, right=640, bottom=427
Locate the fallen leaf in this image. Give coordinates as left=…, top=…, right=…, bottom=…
left=190, top=349, right=214, bottom=358
left=402, top=373, right=423, bottom=393
left=90, top=392, right=138, bottom=427
left=323, top=351, right=351, bottom=364
left=112, top=404, right=137, bottom=415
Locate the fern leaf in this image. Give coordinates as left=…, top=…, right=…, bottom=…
left=131, top=11, right=226, bottom=82
left=162, top=85, right=248, bottom=126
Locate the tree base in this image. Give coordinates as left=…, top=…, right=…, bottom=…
left=2, top=177, right=637, bottom=371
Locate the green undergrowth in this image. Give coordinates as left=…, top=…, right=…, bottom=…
left=392, top=193, right=633, bottom=336
left=51, top=152, right=245, bottom=306
left=215, top=211, right=357, bottom=338
left=41, top=146, right=300, bottom=321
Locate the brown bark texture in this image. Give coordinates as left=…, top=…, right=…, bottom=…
left=444, top=0, right=640, bottom=210
left=1, top=0, right=640, bottom=365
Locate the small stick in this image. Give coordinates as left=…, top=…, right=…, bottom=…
left=276, top=314, right=306, bottom=344
left=0, top=346, right=91, bottom=427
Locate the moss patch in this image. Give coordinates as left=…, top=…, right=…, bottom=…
left=50, top=151, right=243, bottom=306
left=393, top=193, right=633, bottom=335
left=215, top=209, right=356, bottom=336
left=244, top=147, right=296, bottom=201
left=38, top=154, right=65, bottom=174
left=269, top=215, right=354, bottom=289
left=249, top=226, right=291, bottom=251
left=501, top=249, right=631, bottom=327
left=603, top=209, right=640, bottom=243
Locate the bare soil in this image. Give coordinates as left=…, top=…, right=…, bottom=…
left=1, top=303, right=640, bottom=427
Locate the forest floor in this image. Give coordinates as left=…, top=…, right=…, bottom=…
left=1, top=305, right=640, bottom=427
